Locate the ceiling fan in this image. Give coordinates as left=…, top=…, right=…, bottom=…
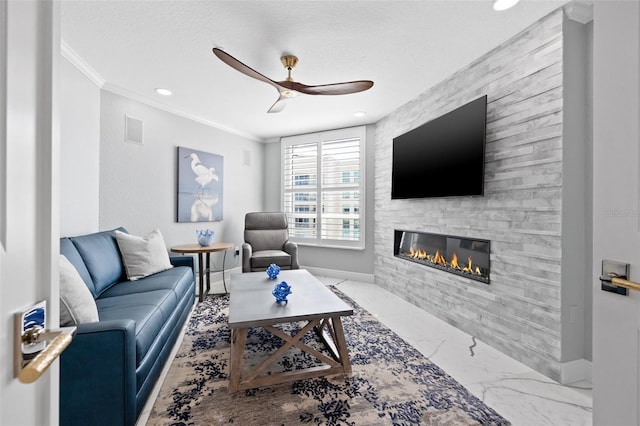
left=212, top=47, right=374, bottom=113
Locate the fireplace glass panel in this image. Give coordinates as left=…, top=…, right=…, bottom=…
left=394, top=230, right=490, bottom=284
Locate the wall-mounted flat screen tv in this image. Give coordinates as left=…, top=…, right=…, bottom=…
left=391, top=95, right=487, bottom=199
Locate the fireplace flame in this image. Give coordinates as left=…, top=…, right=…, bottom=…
left=462, top=256, right=483, bottom=276
left=409, top=246, right=427, bottom=260
left=450, top=252, right=461, bottom=270
left=402, top=246, right=484, bottom=278
left=462, top=256, right=473, bottom=273
left=433, top=250, right=447, bottom=266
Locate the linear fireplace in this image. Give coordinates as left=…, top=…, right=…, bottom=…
left=394, top=230, right=490, bottom=284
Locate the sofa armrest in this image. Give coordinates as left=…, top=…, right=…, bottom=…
left=60, top=319, right=137, bottom=426
left=242, top=243, right=252, bottom=272
left=170, top=255, right=195, bottom=278
left=284, top=240, right=299, bottom=269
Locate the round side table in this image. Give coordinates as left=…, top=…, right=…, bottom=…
left=171, top=242, right=234, bottom=302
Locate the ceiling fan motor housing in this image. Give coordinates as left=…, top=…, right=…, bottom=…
left=280, top=55, right=298, bottom=70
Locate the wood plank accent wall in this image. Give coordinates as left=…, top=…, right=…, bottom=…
left=374, top=9, right=565, bottom=380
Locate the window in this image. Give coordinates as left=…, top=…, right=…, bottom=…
left=294, top=174, right=315, bottom=186
left=282, top=126, right=365, bottom=249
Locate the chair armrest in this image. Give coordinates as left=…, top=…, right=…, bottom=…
left=242, top=243, right=252, bottom=272
left=284, top=241, right=299, bottom=269
left=60, top=319, right=137, bottom=426
left=170, top=255, right=195, bottom=277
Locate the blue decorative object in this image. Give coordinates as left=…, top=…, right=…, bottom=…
left=272, top=281, right=292, bottom=304
left=196, top=229, right=214, bottom=246
left=266, top=263, right=280, bottom=280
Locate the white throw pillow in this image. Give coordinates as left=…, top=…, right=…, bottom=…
left=59, top=254, right=99, bottom=326
left=115, top=229, right=173, bottom=281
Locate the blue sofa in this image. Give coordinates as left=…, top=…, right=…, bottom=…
left=59, top=228, right=195, bottom=426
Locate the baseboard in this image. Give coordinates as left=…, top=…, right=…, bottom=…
left=198, top=266, right=374, bottom=293
left=195, top=266, right=242, bottom=295
left=204, top=265, right=242, bottom=280
left=560, top=358, right=592, bottom=384
left=222, top=266, right=242, bottom=281
left=301, top=266, right=375, bottom=284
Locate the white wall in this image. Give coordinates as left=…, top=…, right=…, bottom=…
left=60, top=57, right=100, bottom=236
left=592, top=1, right=640, bottom=424
left=98, top=90, right=264, bottom=270
left=561, top=14, right=592, bottom=365
left=263, top=141, right=282, bottom=212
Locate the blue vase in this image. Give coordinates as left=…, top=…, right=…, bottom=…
left=196, top=229, right=214, bottom=246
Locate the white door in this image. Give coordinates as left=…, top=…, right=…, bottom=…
left=0, top=1, right=60, bottom=425
left=592, top=1, right=640, bottom=425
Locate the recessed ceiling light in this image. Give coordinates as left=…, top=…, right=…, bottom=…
left=155, top=88, right=172, bottom=96
left=493, top=0, right=520, bottom=11
left=354, top=111, right=366, bottom=118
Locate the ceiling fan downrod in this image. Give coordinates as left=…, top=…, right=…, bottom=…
left=280, top=55, right=298, bottom=82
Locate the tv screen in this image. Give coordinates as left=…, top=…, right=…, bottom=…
left=391, top=95, right=487, bottom=199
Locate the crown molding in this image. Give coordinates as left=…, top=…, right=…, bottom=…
left=101, top=82, right=264, bottom=142
left=564, top=0, right=593, bottom=24
left=60, top=40, right=263, bottom=143
left=60, top=40, right=105, bottom=88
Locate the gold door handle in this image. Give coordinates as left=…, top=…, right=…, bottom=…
left=18, top=330, right=74, bottom=383
left=611, top=277, right=640, bottom=292
left=14, top=301, right=76, bottom=383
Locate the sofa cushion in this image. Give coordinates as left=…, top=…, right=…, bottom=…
left=71, top=228, right=126, bottom=297
left=245, top=229, right=288, bottom=252
left=244, top=212, right=289, bottom=252
left=250, top=250, right=291, bottom=269
left=59, top=254, right=99, bottom=326
left=135, top=288, right=192, bottom=396
left=114, top=229, right=173, bottom=281
left=96, top=290, right=177, bottom=364
left=60, top=237, right=96, bottom=296
left=100, top=266, right=193, bottom=302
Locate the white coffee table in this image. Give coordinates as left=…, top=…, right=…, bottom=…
left=227, top=269, right=353, bottom=393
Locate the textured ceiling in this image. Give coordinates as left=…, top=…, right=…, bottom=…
left=60, top=0, right=569, bottom=142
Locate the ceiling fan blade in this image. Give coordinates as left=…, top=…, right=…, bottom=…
left=267, top=94, right=288, bottom=113
left=213, top=48, right=373, bottom=112
left=212, top=47, right=280, bottom=89
left=289, top=80, right=374, bottom=96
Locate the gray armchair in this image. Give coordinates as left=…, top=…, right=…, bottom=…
left=242, top=212, right=299, bottom=272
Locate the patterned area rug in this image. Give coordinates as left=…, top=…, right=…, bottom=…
left=148, top=286, right=510, bottom=425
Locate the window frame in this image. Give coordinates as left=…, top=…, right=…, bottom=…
left=281, top=126, right=366, bottom=250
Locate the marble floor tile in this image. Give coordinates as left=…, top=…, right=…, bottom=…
left=333, top=279, right=593, bottom=426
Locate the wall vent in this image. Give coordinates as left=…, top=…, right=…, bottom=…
left=125, top=115, right=143, bottom=145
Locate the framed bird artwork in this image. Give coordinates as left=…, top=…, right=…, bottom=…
left=177, top=147, right=224, bottom=222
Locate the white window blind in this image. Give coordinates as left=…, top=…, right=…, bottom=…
left=282, top=126, right=365, bottom=249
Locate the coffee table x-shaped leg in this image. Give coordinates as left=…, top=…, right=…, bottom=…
left=228, top=316, right=351, bottom=393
